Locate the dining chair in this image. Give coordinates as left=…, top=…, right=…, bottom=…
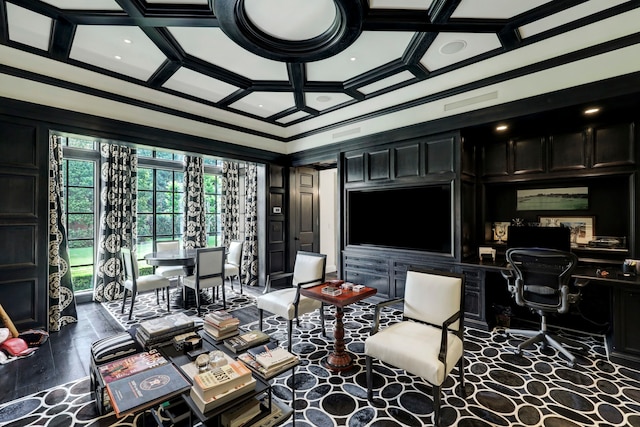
left=154, top=240, right=185, bottom=283
left=120, top=248, right=171, bottom=320
left=183, top=247, right=226, bottom=313
left=224, top=241, right=244, bottom=294
left=257, top=251, right=327, bottom=352
left=365, top=268, right=466, bottom=427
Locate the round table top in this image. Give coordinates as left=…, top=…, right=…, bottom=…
left=144, top=249, right=197, bottom=266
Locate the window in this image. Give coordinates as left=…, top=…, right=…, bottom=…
left=58, top=135, right=237, bottom=293
left=60, top=136, right=99, bottom=294
left=137, top=167, right=184, bottom=258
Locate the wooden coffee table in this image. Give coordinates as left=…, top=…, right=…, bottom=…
left=300, top=281, right=377, bottom=372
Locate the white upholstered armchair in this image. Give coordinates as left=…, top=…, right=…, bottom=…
left=365, top=268, right=466, bottom=427
left=257, top=251, right=327, bottom=352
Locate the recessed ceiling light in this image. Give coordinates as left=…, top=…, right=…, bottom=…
left=114, top=55, right=122, bottom=60
left=440, top=40, right=467, bottom=55
left=123, top=39, right=132, bottom=44
left=584, top=107, right=600, bottom=115
left=496, top=124, right=508, bottom=131
left=258, top=104, right=263, bottom=108
left=350, top=57, right=356, bottom=61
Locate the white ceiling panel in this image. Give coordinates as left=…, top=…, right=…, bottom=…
left=305, top=92, right=355, bottom=111
left=163, top=67, right=240, bottom=102
left=147, top=0, right=208, bottom=4
left=230, top=91, right=296, bottom=117
left=277, top=111, right=310, bottom=124
left=307, top=31, right=414, bottom=82
left=452, top=0, right=552, bottom=19
left=6, top=3, right=52, bottom=51
left=70, top=25, right=167, bottom=81
left=369, top=0, right=432, bottom=10
left=168, top=27, right=288, bottom=81
left=40, top=0, right=122, bottom=10
left=519, top=0, right=630, bottom=39
left=420, top=32, right=502, bottom=72
left=359, top=71, right=416, bottom=95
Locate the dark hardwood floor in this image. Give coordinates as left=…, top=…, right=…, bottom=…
left=0, top=273, right=338, bottom=406
left=0, top=300, right=123, bottom=404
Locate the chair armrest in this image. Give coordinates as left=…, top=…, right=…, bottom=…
left=439, top=310, right=462, bottom=363
left=263, top=272, right=294, bottom=294
left=574, top=278, right=589, bottom=288
left=370, top=298, right=404, bottom=335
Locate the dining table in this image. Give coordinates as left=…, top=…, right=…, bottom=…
left=144, top=248, right=198, bottom=308
left=144, top=248, right=198, bottom=276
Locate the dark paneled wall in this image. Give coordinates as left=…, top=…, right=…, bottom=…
left=0, top=117, right=48, bottom=330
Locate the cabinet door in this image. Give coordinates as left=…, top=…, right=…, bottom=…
left=345, top=271, right=390, bottom=298
left=613, top=289, right=640, bottom=357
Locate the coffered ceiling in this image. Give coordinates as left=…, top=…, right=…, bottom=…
left=1, top=0, right=639, bottom=154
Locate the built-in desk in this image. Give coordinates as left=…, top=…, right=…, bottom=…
left=343, top=247, right=640, bottom=368
left=461, top=259, right=640, bottom=368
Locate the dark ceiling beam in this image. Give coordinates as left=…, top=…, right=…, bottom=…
left=287, top=63, right=305, bottom=109
left=147, top=60, right=181, bottom=87
left=498, top=25, right=522, bottom=51
left=49, top=17, right=75, bottom=60
left=182, top=55, right=252, bottom=90
left=403, top=32, right=438, bottom=66
left=362, top=11, right=502, bottom=33
left=0, top=1, right=9, bottom=44
left=428, top=0, right=462, bottom=24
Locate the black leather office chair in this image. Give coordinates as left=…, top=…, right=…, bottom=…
left=501, top=247, right=588, bottom=366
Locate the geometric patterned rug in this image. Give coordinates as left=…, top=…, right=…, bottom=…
left=101, top=285, right=256, bottom=330
left=3, top=300, right=640, bottom=426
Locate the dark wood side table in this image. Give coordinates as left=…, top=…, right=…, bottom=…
left=300, top=282, right=377, bottom=372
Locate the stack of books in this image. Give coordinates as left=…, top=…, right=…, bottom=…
left=223, top=330, right=270, bottom=353
left=221, top=397, right=262, bottom=427
left=237, top=342, right=298, bottom=377
left=189, top=377, right=257, bottom=414
left=191, top=360, right=253, bottom=401
left=135, top=313, right=197, bottom=349
left=203, top=310, right=240, bottom=341
left=98, top=350, right=190, bottom=418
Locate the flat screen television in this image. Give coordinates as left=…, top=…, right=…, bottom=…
left=507, top=225, right=571, bottom=252
left=347, top=184, right=452, bottom=254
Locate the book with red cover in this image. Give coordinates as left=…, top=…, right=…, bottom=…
left=106, top=363, right=191, bottom=418
left=98, top=350, right=167, bottom=384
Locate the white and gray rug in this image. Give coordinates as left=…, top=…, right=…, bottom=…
left=2, top=301, right=640, bottom=426
left=102, top=285, right=256, bottom=330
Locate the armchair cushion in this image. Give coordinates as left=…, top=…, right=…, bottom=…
left=365, top=320, right=463, bottom=385
left=256, top=288, right=321, bottom=320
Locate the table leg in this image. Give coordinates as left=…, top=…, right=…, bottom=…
left=323, top=305, right=353, bottom=371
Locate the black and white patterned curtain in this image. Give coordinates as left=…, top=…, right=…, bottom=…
left=93, top=143, right=137, bottom=302
left=222, top=161, right=240, bottom=243
left=183, top=156, right=207, bottom=249
left=243, top=163, right=259, bottom=287
left=48, top=135, right=78, bottom=332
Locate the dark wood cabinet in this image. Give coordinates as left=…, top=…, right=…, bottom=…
left=611, top=287, right=640, bottom=366
left=343, top=251, right=390, bottom=298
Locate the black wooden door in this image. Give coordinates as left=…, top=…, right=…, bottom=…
left=289, top=167, right=319, bottom=265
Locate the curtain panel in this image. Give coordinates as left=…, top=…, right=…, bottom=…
left=243, top=163, right=259, bottom=287
left=183, top=156, right=207, bottom=249
left=93, top=144, right=137, bottom=302
left=222, top=161, right=241, bottom=244
left=48, top=135, right=78, bottom=331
